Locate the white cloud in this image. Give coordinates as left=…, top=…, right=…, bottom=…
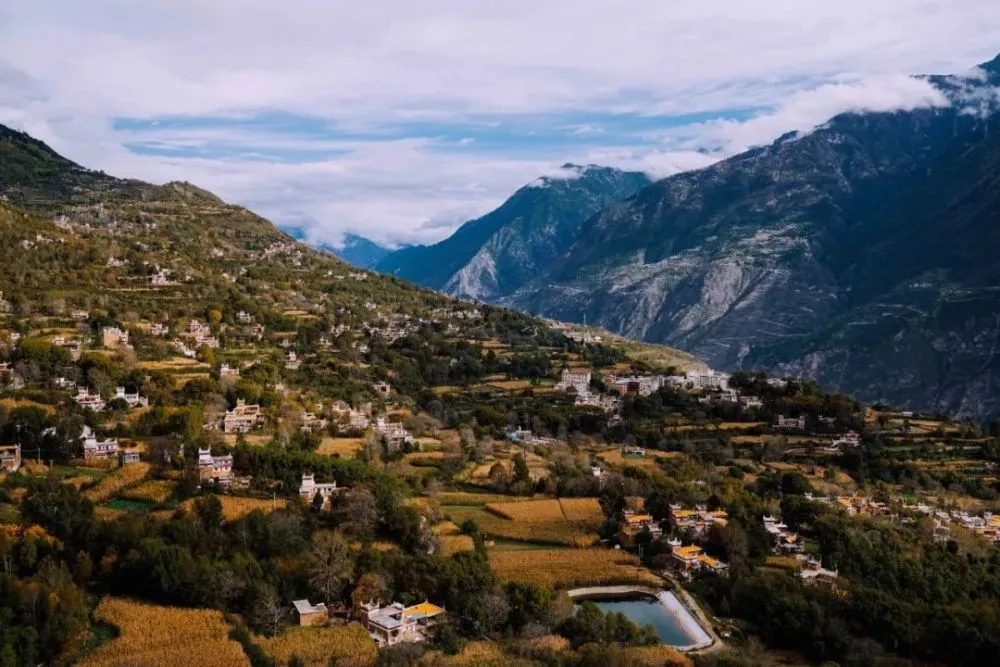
left=0, top=1, right=998, bottom=244
left=682, top=74, right=952, bottom=153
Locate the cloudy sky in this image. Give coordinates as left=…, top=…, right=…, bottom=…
left=1, top=1, right=999, bottom=247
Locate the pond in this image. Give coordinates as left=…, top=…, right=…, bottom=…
left=580, top=594, right=692, bottom=646
left=569, top=587, right=713, bottom=650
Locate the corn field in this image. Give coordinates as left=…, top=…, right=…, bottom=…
left=489, top=549, right=662, bottom=589
left=434, top=492, right=538, bottom=506
left=82, top=463, right=151, bottom=503
left=255, top=623, right=376, bottom=667
left=487, top=499, right=565, bottom=522
left=179, top=495, right=286, bottom=521
left=123, top=479, right=176, bottom=504
left=557, top=498, right=603, bottom=523
left=77, top=597, right=250, bottom=667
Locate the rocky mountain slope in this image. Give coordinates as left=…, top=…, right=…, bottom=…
left=500, top=54, right=1000, bottom=419
left=377, top=165, right=651, bottom=300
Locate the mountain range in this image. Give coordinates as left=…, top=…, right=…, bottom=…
left=378, top=54, right=1000, bottom=420
left=377, top=165, right=652, bottom=301
left=284, top=227, right=397, bottom=269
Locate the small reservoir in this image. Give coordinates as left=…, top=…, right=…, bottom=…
left=568, top=586, right=713, bottom=651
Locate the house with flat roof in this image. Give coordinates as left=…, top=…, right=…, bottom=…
left=81, top=426, right=118, bottom=461
left=361, top=600, right=445, bottom=647
left=224, top=399, right=262, bottom=433
left=120, top=449, right=141, bottom=465
left=114, top=386, right=149, bottom=409
left=101, top=327, right=129, bottom=349
left=198, top=448, right=234, bottom=485
left=798, top=557, right=839, bottom=589
left=0, top=444, right=21, bottom=473
left=775, top=415, right=807, bottom=430
left=670, top=505, right=728, bottom=537
left=668, top=539, right=728, bottom=580
left=299, top=473, right=338, bottom=506
left=293, top=599, right=329, bottom=626
left=556, top=369, right=592, bottom=394
left=74, top=387, right=106, bottom=412
left=618, top=511, right=661, bottom=545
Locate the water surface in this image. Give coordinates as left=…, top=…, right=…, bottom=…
left=576, top=594, right=694, bottom=646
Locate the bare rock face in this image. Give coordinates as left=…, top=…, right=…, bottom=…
left=377, top=165, right=652, bottom=300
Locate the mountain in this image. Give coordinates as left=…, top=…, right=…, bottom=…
left=495, top=56, right=1000, bottom=419
left=0, top=121, right=703, bottom=371
left=330, top=233, right=397, bottom=269
left=377, top=164, right=652, bottom=300
left=284, top=227, right=396, bottom=269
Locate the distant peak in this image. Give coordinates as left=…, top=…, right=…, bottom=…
left=983, top=52, right=1000, bottom=75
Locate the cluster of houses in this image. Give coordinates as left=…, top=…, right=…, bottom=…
left=73, top=386, right=149, bottom=411
left=900, top=501, right=1000, bottom=544
left=669, top=504, right=729, bottom=536
left=289, top=595, right=447, bottom=648
left=763, top=515, right=805, bottom=555
left=505, top=428, right=561, bottom=447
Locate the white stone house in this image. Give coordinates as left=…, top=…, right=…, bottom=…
left=556, top=369, right=592, bottom=394
left=74, top=387, right=106, bottom=411
left=198, top=448, right=234, bottom=484
left=775, top=415, right=807, bottom=430
left=223, top=399, right=263, bottom=433
left=299, top=473, right=338, bottom=505
left=101, top=327, right=129, bottom=349
left=81, top=426, right=118, bottom=461
left=114, top=386, right=149, bottom=408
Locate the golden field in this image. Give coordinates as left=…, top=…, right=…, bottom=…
left=317, top=437, right=364, bottom=457
left=438, top=534, right=476, bottom=557
left=83, top=463, right=151, bottom=503
left=490, top=549, right=661, bottom=589
left=122, top=479, right=175, bottom=504
left=179, top=496, right=287, bottom=521
left=78, top=597, right=249, bottom=667
left=255, top=623, right=376, bottom=667
left=435, top=492, right=538, bottom=506
left=487, top=499, right=566, bottom=522
left=447, top=497, right=606, bottom=548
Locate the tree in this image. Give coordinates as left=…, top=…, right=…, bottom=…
left=598, top=473, right=629, bottom=523
left=252, top=584, right=288, bottom=637
left=336, top=487, right=378, bottom=541
left=480, top=589, right=510, bottom=637
left=351, top=572, right=388, bottom=614
left=307, top=531, right=354, bottom=605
